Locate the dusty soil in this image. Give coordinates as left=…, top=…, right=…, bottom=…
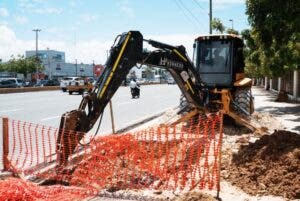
left=173, top=191, right=217, bottom=201
left=225, top=130, right=300, bottom=199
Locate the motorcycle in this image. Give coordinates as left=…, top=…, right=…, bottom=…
left=131, top=86, right=140, bottom=98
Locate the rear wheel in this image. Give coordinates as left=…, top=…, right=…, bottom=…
left=233, top=87, right=254, bottom=116
left=69, top=91, right=73, bottom=95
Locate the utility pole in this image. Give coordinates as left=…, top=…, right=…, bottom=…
left=32, top=29, right=41, bottom=83
left=209, top=0, right=212, bottom=34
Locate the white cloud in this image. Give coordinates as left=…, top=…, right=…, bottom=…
left=0, top=25, right=34, bottom=60
left=80, top=14, right=99, bottom=23
left=17, top=0, right=62, bottom=15
left=14, top=15, right=29, bottom=25
left=0, top=25, right=111, bottom=64
left=0, top=8, right=9, bottom=17
left=117, top=0, right=134, bottom=18
left=146, top=33, right=200, bottom=57
left=0, top=26, right=200, bottom=65
left=197, top=0, right=245, bottom=10
left=32, top=7, right=63, bottom=15
left=69, top=0, right=82, bottom=7
left=0, top=20, right=8, bottom=25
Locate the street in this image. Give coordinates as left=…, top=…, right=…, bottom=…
left=0, top=84, right=181, bottom=135
left=1, top=85, right=299, bottom=135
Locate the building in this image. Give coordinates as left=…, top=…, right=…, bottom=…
left=25, top=49, right=94, bottom=79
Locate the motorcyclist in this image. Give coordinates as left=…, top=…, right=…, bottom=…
left=129, top=78, right=140, bottom=98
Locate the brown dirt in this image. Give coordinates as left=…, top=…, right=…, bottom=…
left=226, top=130, right=300, bottom=199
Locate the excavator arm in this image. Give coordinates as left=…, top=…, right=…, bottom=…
left=56, top=31, right=209, bottom=166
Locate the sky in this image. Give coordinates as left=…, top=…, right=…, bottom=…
left=0, top=0, right=249, bottom=64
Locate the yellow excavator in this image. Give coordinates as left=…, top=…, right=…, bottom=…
left=56, top=30, right=254, bottom=166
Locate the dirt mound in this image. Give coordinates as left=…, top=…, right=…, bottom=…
left=227, top=130, right=300, bottom=199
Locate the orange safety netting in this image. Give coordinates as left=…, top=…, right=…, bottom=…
left=0, top=178, right=92, bottom=201
left=0, top=112, right=223, bottom=200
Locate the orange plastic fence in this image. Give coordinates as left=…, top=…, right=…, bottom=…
left=0, top=112, right=223, bottom=199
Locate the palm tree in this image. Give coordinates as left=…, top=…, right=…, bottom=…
left=211, top=18, right=225, bottom=34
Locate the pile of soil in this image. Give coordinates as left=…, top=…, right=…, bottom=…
left=227, top=130, right=300, bottom=199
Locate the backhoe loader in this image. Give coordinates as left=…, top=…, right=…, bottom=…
left=56, top=31, right=254, bottom=166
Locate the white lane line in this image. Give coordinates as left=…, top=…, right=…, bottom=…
left=41, top=115, right=60, bottom=121
left=0, top=109, right=23, bottom=113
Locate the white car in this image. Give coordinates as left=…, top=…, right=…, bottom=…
left=60, top=77, right=83, bottom=92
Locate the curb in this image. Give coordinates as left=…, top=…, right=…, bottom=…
left=0, top=86, right=59, bottom=94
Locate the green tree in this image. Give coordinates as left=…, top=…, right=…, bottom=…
left=241, top=29, right=271, bottom=78
left=0, top=55, right=44, bottom=77
left=211, top=18, right=225, bottom=34
left=226, top=28, right=239, bottom=35
left=246, top=0, right=300, bottom=76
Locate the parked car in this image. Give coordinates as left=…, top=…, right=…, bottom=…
left=60, top=77, right=82, bottom=92
left=35, top=79, right=60, bottom=87
left=0, top=78, right=24, bottom=88
left=45, top=80, right=60, bottom=86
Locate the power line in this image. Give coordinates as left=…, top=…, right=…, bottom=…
left=174, top=0, right=201, bottom=32
left=176, top=0, right=205, bottom=28
left=192, top=0, right=208, bottom=15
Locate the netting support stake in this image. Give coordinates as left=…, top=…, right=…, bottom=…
left=216, top=112, right=224, bottom=200
left=109, top=100, right=116, bottom=134
left=2, top=117, right=9, bottom=171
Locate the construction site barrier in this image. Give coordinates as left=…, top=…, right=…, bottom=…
left=0, top=112, right=224, bottom=199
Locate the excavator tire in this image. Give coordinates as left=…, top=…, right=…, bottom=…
left=233, top=87, right=254, bottom=116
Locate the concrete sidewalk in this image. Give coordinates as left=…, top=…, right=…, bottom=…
left=252, top=86, right=300, bottom=134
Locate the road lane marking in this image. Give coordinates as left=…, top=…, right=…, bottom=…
left=0, top=109, right=23, bottom=113
left=41, top=116, right=60, bottom=121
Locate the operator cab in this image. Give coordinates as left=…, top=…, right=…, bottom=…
left=194, top=34, right=245, bottom=88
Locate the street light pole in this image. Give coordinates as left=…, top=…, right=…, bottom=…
left=47, top=47, right=51, bottom=79
left=33, top=29, right=41, bottom=83
left=229, top=19, right=234, bottom=29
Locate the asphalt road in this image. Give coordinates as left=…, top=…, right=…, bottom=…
left=1, top=85, right=298, bottom=135
left=0, top=84, right=181, bottom=135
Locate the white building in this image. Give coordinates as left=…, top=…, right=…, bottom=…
left=25, top=50, right=93, bottom=79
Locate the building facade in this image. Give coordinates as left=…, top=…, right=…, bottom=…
left=25, top=50, right=94, bottom=79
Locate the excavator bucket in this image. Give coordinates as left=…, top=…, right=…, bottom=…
left=56, top=110, right=86, bottom=166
